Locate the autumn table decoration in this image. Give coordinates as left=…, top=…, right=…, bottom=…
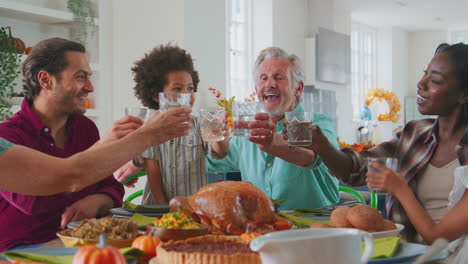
left=338, top=140, right=375, bottom=152
left=208, top=88, right=235, bottom=129
left=208, top=88, right=258, bottom=130
left=365, top=88, right=401, bottom=123
left=72, top=234, right=126, bottom=264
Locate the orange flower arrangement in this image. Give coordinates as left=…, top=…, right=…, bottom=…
left=208, top=88, right=235, bottom=128
left=208, top=88, right=258, bottom=128
left=365, top=88, right=401, bottom=123
left=338, top=140, right=375, bottom=152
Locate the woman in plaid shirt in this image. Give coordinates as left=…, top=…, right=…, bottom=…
left=302, top=43, right=468, bottom=251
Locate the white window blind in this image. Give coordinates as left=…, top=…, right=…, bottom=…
left=351, top=22, right=377, bottom=120
left=227, top=0, right=253, bottom=100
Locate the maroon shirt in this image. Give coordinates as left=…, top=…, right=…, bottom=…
left=0, top=99, right=124, bottom=252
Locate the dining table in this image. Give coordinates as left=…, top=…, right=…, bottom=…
left=1, top=205, right=450, bottom=264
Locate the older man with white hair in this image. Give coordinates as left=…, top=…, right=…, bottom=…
left=208, top=47, right=339, bottom=210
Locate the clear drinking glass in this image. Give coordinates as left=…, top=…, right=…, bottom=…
left=285, top=111, right=313, bottom=146
left=199, top=108, right=226, bottom=142
left=367, top=157, right=398, bottom=193
left=125, top=107, right=147, bottom=120
left=159, top=92, right=191, bottom=111
left=145, top=109, right=156, bottom=121
left=232, top=101, right=263, bottom=137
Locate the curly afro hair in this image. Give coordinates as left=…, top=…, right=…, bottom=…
left=132, top=44, right=200, bottom=109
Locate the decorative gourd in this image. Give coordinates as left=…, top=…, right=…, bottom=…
left=131, top=235, right=161, bottom=262
left=72, top=234, right=126, bottom=264
left=0, top=26, right=26, bottom=54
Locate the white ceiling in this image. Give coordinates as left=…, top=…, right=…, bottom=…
left=334, top=0, right=468, bottom=31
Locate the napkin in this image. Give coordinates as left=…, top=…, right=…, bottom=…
left=2, top=247, right=146, bottom=264
left=277, top=213, right=331, bottom=228
left=363, top=237, right=401, bottom=259
left=130, top=213, right=159, bottom=226
left=123, top=201, right=169, bottom=212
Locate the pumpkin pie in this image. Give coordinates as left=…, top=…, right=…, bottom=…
left=156, top=235, right=261, bottom=264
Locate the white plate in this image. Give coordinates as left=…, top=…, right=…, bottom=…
left=371, top=223, right=405, bottom=239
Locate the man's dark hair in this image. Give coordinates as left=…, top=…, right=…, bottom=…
left=132, top=44, right=199, bottom=109
left=21, top=38, right=86, bottom=102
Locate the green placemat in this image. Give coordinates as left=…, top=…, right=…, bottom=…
left=122, top=201, right=169, bottom=211
left=2, top=247, right=145, bottom=264
left=277, top=213, right=331, bottom=228
left=130, top=213, right=158, bottom=226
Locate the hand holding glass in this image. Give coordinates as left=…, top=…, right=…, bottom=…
left=285, top=111, right=313, bottom=146
left=125, top=107, right=147, bottom=120
left=367, top=157, right=398, bottom=193
left=232, top=102, right=263, bottom=137
left=199, top=108, right=226, bottom=142
left=159, top=92, right=191, bottom=111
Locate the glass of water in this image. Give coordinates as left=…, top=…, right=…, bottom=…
left=367, top=157, right=398, bottom=192
left=285, top=111, right=313, bottom=146
left=199, top=108, right=226, bottom=142
left=232, top=101, right=263, bottom=137
left=125, top=107, right=147, bottom=120
left=159, top=92, right=191, bottom=111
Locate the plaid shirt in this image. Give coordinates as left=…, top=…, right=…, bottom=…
left=342, top=118, right=468, bottom=241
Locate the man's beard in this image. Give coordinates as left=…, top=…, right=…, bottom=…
left=55, top=94, right=86, bottom=115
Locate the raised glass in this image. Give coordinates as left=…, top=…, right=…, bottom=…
left=125, top=107, right=147, bottom=120
left=199, top=108, right=226, bottom=142
left=159, top=92, right=191, bottom=111
left=285, top=111, right=313, bottom=146
left=232, top=101, right=263, bottom=137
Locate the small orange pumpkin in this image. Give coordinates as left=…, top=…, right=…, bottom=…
left=131, top=235, right=161, bottom=262
left=72, top=234, right=126, bottom=264
left=25, top=46, right=33, bottom=55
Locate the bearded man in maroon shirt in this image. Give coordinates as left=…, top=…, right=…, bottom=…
left=0, top=38, right=133, bottom=252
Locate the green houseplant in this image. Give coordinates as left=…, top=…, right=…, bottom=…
left=0, top=26, right=22, bottom=121
left=67, top=0, right=96, bottom=46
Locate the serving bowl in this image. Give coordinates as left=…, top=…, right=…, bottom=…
left=57, top=229, right=138, bottom=248
left=146, top=224, right=209, bottom=242
left=371, top=223, right=405, bottom=239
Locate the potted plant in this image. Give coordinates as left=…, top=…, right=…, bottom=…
left=0, top=26, right=23, bottom=121
left=67, top=0, right=96, bottom=46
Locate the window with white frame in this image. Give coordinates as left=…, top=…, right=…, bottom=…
left=451, top=30, right=468, bottom=44
left=227, top=0, right=253, bottom=100
left=351, top=23, right=377, bottom=120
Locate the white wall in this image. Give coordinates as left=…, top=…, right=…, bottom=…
left=391, top=27, right=409, bottom=128
left=111, top=0, right=185, bottom=122
left=271, top=0, right=308, bottom=60
left=373, top=27, right=409, bottom=140
left=252, top=0, right=273, bottom=57
left=306, top=0, right=354, bottom=142
left=184, top=0, right=227, bottom=110
left=407, top=31, right=448, bottom=96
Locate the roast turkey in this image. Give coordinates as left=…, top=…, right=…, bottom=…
left=169, top=181, right=277, bottom=235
